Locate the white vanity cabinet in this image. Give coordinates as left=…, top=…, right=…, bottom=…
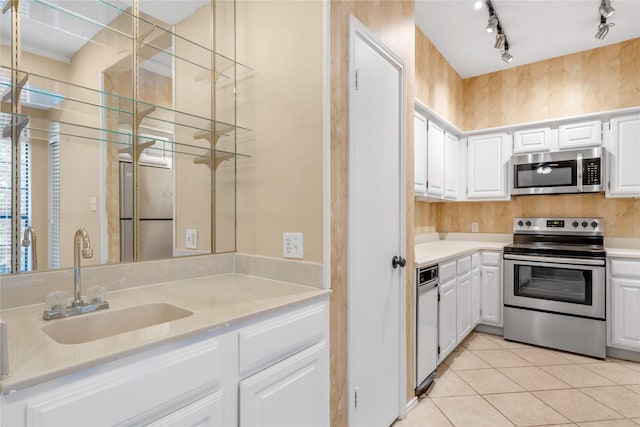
left=467, top=133, right=511, bottom=200
left=1, top=297, right=330, bottom=427
left=479, top=251, right=503, bottom=327
left=513, top=127, right=552, bottom=154
left=558, top=120, right=602, bottom=150
left=608, top=258, right=640, bottom=352
left=605, top=114, right=640, bottom=197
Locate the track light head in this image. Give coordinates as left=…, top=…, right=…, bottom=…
left=486, top=15, right=498, bottom=33
left=599, top=0, right=615, bottom=18
left=501, top=41, right=513, bottom=63
left=474, top=0, right=484, bottom=10
left=595, top=15, right=615, bottom=40
left=495, top=31, right=505, bottom=49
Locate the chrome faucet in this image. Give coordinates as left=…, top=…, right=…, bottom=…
left=72, top=228, right=93, bottom=307
left=21, top=226, right=37, bottom=271
left=42, top=228, right=108, bottom=320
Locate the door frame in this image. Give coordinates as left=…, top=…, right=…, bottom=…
left=347, top=14, right=407, bottom=423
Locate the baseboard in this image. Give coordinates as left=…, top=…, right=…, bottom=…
left=607, top=346, right=640, bottom=363
left=405, top=396, right=419, bottom=415
left=474, top=324, right=504, bottom=336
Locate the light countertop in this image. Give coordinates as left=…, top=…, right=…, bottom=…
left=606, top=247, right=640, bottom=259
left=415, top=240, right=508, bottom=268
left=0, top=274, right=330, bottom=394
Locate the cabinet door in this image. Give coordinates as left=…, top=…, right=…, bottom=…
left=239, top=341, right=328, bottom=427
left=607, top=114, right=640, bottom=197
left=427, top=120, right=445, bottom=198
left=438, top=277, right=457, bottom=363
left=559, top=120, right=601, bottom=149
left=457, top=272, right=472, bottom=342
left=414, top=112, right=428, bottom=195
left=513, top=128, right=551, bottom=154
left=467, top=133, right=510, bottom=200
left=480, top=265, right=502, bottom=326
left=444, top=132, right=459, bottom=200
left=149, top=392, right=224, bottom=427
left=471, top=266, right=481, bottom=328
left=611, top=277, right=640, bottom=352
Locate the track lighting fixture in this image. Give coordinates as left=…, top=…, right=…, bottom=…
left=477, top=0, right=513, bottom=64
left=595, top=15, right=615, bottom=39
left=501, top=41, right=513, bottom=63
left=599, top=0, right=615, bottom=18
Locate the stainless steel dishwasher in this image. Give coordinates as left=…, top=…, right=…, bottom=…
left=415, top=264, right=438, bottom=396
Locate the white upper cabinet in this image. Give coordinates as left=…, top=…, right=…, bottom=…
left=427, top=120, right=445, bottom=198
left=414, top=112, right=428, bottom=195
left=513, top=127, right=552, bottom=154
left=467, top=133, right=511, bottom=200
left=558, top=120, right=602, bottom=150
left=444, top=132, right=459, bottom=200
left=606, top=113, right=640, bottom=197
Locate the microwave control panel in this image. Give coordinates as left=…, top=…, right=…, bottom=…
left=583, top=158, right=601, bottom=185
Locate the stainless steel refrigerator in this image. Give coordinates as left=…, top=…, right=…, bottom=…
left=120, top=162, right=174, bottom=261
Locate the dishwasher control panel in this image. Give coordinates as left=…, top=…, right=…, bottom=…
left=417, top=265, right=438, bottom=286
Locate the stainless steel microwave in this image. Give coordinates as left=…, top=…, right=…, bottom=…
left=511, top=148, right=604, bottom=196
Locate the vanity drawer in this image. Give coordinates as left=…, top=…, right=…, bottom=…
left=25, top=336, right=225, bottom=426
left=457, top=256, right=471, bottom=274
left=238, top=300, right=327, bottom=377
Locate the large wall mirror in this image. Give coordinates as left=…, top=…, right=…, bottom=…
left=0, top=0, right=249, bottom=275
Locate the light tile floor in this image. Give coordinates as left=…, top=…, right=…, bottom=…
left=395, top=332, right=640, bottom=427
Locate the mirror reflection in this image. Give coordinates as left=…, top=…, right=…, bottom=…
left=0, top=0, right=245, bottom=275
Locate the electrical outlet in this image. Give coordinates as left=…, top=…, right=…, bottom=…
left=472, top=222, right=479, bottom=233
left=283, top=232, right=303, bottom=259
left=186, top=229, right=198, bottom=249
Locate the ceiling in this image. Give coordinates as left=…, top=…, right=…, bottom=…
left=415, top=0, right=640, bottom=78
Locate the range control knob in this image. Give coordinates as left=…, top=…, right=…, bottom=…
left=591, top=221, right=598, bottom=228
left=572, top=221, right=579, bottom=227
left=517, top=220, right=524, bottom=226
left=525, top=220, right=532, bottom=227
left=582, top=221, right=588, bottom=228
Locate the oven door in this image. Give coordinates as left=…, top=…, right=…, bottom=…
left=504, top=254, right=605, bottom=319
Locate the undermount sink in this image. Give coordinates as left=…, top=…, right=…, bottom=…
left=41, top=303, right=193, bottom=345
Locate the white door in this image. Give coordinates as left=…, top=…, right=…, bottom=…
left=444, top=131, right=458, bottom=200
left=348, top=16, right=406, bottom=427
left=607, top=114, right=640, bottom=197
left=467, top=133, right=510, bottom=200
left=414, top=112, right=427, bottom=194
left=438, top=277, right=457, bottom=362
left=611, top=277, right=640, bottom=352
left=471, top=265, right=481, bottom=328
left=480, top=265, right=502, bottom=326
left=427, top=120, right=445, bottom=198
left=457, top=272, right=472, bottom=341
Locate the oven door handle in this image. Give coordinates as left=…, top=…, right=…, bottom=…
left=503, top=254, right=605, bottom=266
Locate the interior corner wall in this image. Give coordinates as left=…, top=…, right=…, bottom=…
left=235, top=0, right=323, bottom=263
left=330, top=1, right=416, bottom=425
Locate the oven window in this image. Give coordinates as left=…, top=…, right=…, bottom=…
left=515, top=161, right=577, bottom=188
left=515, top=265, right=592, bottom=305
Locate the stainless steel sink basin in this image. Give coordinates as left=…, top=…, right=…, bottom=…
left=42, top=303, right=193, bottom=344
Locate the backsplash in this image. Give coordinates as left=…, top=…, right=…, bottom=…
left=416, top=194, right=640, bottom=237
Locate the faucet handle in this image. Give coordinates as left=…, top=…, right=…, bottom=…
left=45, top=291, right=68, bottom=312
left=86, top=286, right=106, bottom=305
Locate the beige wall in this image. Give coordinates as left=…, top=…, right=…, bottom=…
left=330, top=1, right=416, bottom=424
left=415, top=38, right=640, bottom=236
left=235, top=1, right=323, bottom=263
left=415, top=27, right=463, bottom=129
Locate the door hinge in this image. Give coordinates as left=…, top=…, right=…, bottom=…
left=354, top=387, right=359, bottom=409
left=355, top=69, right=360, bottom=91
left=437, top=345, right=441, bottom=354
left=608, top=181, right=611, bottom=190
left=438, top=292, right=441, bottom=302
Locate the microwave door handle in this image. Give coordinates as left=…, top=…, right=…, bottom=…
left=577, top=153, right=583, bottom=192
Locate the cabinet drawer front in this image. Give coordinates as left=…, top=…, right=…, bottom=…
left=457, top=256, right=471, bottom=274
left=439, top=260, right=457, bottom=282
left=26, top=338, right=223, bottom=426
left=481, top=251, right=502, bottom=266
left=559, top=120, right=601, bottom=149
left=610, top=259, right=640, bottom=278
left=239, top=301, right=327, bottom=377
left=471, top=253, right=480, bottom=268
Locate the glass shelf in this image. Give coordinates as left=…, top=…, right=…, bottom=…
left=193, top=149, right=249, bottom=171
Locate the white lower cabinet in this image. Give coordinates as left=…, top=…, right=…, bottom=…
left=2, top=298, right=329, bottom=427
left=239, top=341, right=328, bottom=427
left=471, top=253, right=481, bottom=328
left=480, top=252, right=503, bottom=327
left=609, top=258, right=640, bottom=352
left=456, top=257, right=472, bottom=342
left=438, top=276, right=457, bottom=363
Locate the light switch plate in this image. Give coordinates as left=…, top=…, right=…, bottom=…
left=186, top=229, right=198, bottom=249
left=283, top=232, right=303, bottom=259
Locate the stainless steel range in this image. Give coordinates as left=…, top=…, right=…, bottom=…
left=503, top=217, right=606, bottom=358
